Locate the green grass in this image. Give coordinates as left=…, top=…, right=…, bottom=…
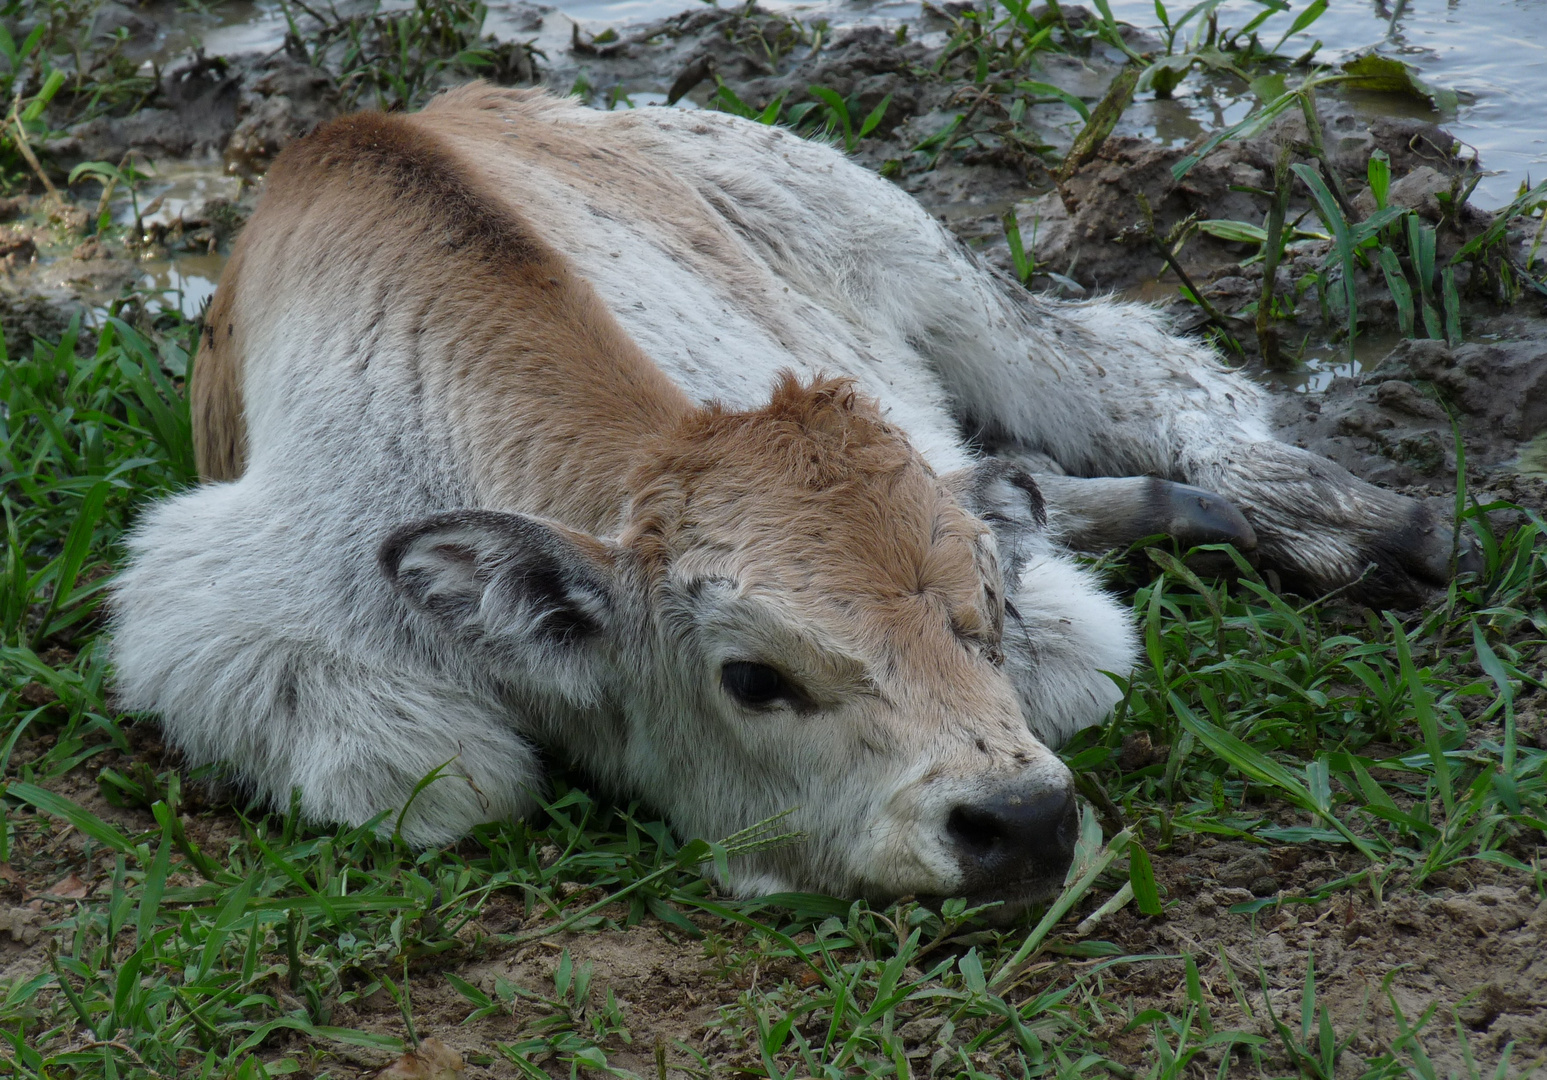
left=1, top=285, right=1544, bottom=1079
left=277, top=0, right=540, bottom=113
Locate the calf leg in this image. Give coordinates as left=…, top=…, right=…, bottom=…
left=118, top=636, right=546, bottom=845
left=931, top=292, right=1471, bottom=605
left=1031, top=473, right=1256, bottom=557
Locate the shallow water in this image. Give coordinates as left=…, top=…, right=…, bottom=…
left=125, top=160, right=244, bottom=230
left=156, top=0, right=1547, bottom=210
left=1126, top=273, right=1399, bottom=393
left=133, top=252, right=226, bottom=320
left=106, top=161, right=242, bottom=320
left=1106, top=0, right=1547, bottom=210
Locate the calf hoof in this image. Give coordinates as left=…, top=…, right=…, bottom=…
left=1266, top=496, right=1482, bottom=609
left=1360, top=500, right=1483, bottom=606
left=1198, top=441, right=1492, bottom=609
left=1154, top=480, right=1258, bottom=553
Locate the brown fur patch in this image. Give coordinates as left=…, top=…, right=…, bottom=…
left=272, top=109, right=545, bottom=271
left=191, top=243, right=249, bottom=481
left=625, top=374, right=1003, bottom=659
left=190, top=103, right=692, bottom=530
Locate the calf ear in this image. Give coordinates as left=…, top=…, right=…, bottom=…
left=380, top=510, right=618, bottom=681
left=947, top=460, right=1048, bottom=583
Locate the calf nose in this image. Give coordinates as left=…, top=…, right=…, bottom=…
left=946, top=783, right=1077, bottom=892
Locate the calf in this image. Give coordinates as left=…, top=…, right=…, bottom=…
left=111, top=85, right=1462, bottom=908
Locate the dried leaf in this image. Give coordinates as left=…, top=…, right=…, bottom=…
left=375, top=1038, right=465, bottom=1080
left=46, top=873, right=91, bottom=899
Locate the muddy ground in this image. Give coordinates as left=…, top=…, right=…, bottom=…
left=3, top=0, right=1547, bottom=1074
left=5, top=761, right=1547, bottom=1075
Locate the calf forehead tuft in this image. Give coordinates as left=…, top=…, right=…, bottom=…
left=687, top=372, right=915, bottom=486
left=627, top=374, right=998, bottom=623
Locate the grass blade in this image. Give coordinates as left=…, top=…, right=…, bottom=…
left=1128, top=843, right=1163, bottom=916
left=30, top=479, right=109, bottom=649
left=1386, top=615, right=1454, bottom=815
left=6, top=781, right=137, bottom=855
left=990, top=828, right=1132, bottom=985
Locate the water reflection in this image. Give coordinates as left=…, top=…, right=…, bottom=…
left=136, top=255, right=226, bottom=320
left=1104, top=0, right=1547, bottom=209
left=1211, top=331, right=1397, bottom=395
left=148, top=0, right=286, bottom=63
left=117, top=160, right=244, bottom=231
left=1121, top=93, right=1255, bottom=148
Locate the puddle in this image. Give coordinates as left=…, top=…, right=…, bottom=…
left=132, top=254, right=226, bottom=320
left=117, top=159, right=245, bottom=230
left=101, top=161, right=240, bottom=319
left=19, top=159, right=243, bottom=324
left=1513, top=430, right=1547, bottom=479
left=1076, top=0, right=1546, bottom=211
left=138, top=0, right=287, bottom=64
left=1255, top=327, right=1409, bottom=395
left=150, top=0, right=431, bottom=65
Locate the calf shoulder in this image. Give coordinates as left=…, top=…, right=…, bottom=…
left=189, top=103, right=692, bottom=536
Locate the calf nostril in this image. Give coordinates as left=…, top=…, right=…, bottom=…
left=947, top=804, right=1006, bottom=855
left=947, top=785, right=1077, bottom=889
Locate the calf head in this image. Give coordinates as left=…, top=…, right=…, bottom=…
left=382, top=376, right=1080, bottom=911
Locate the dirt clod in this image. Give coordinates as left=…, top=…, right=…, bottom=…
left=227, top=58, right=343, bottom=173
left=0, top=908, right=41, bottom=946
left=1277, top=320, right=1547, bottom=490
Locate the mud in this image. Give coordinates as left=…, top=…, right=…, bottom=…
left=40, top=52, right=340, bottom=173
left=976, top=104, right=1488, bottom=298
left=1278, top=324, right=1547, bottom=504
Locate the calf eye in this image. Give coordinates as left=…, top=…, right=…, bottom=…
left=721, top=661, right=789, bottom=707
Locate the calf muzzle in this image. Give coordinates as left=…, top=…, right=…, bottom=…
left=946, top=780, right=1078, bottom=900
